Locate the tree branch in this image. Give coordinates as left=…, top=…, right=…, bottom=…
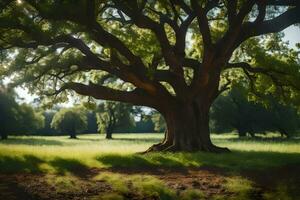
left=245, top=6, right=300, bottom=39
left=266, top=0, right=300, bottom=6
left=227, top=0, right=237, bottom=27
left=191, top=0, right=212, bottom=50
left=226, top=62, right=300, bottom=91
left=111, top=1, right=187, bottom=89
left=60, top=82, right=158, bottom=107
left=225, top=62, right=288, bottom=74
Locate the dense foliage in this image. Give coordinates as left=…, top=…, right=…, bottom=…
left=51, top=107, right=87, bottom=138
left=0, top=87, right=19, bottom=139
left=0, top=86, right=44, bottom=139
left=96, top=101, right=135, bottom=139
left=210, top=86, right=300, bottom=137
left=0, top=0, right=299, bottom=151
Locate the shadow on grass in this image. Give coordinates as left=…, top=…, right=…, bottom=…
left=78, top=137, right=161, bottom=144
left=0, top=155, right=44, bottom=173
left=226, top=136, right=300, bottom=143
left=74, top=138, right=102, bottom=142
left=0, top=155, right=90, bottom=177
left=0, top=138, right=63, bottom=146
left=96, top=154, right=188, bottom=173
left=95, top=151, right=300, bottom=198
left=49, top=158, right=90, bottom=177
left=181, top=151, right=300, bottom=170
left=112, top=137, right=162, bottom=143
left=1, top=150, right=300, bottom=180
left=95, top=151, right=300, bottom=173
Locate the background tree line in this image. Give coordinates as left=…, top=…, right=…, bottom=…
left=210, top=84, right=300, bottom=138
left=1, top=84, right=300, bottom=140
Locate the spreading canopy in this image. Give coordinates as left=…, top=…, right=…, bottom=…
left=1, top=0, right=300, bottom=151
left=0, top=0, right=299, bottom=108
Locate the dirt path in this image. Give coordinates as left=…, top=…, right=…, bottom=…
left=0, top=169, right=230, bottom=200
left=0, top=175, right=36, bottom=200
left=0, top=165, right=299, bottom=200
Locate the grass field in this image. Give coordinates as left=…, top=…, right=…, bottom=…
left=0, top=133, right=300, bottom=200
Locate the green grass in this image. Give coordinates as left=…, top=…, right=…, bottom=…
left=224, top=177, right=254, bottom=200
left=1, top=133, right=300, bottom=199
left=94, top=172, right=176, bottom=200
left=1, top=133, right=299, bottom=173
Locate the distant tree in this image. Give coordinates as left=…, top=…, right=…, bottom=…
left=210, top=85, right=300, bottom=137
left=130, top=107, right=155, bottom=133
left=151, top=112, right=166, bottom=133
left=86, top=111, right=98, bottom=134
left=211, top=86, right=270, bottom=137
left=39, top=111, right=57, bottom=135
left=228, top=87, right=266, bottom=137
left=134, top=114, right=155, bottom=133
left=0, top=87, right=19, bottom=139
left=266, top=99, right=300, bottom=138
left=16, top=104, right=45, bottom=135
left=209, top=92, right=235, bottom=134
left=51, top=107, right=87, bottom=139
left=96, top=101, right=134, bottom=139
left=0, top=86, right=45, bottom=138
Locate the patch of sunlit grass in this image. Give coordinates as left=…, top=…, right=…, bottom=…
left=224, top=177, right=254, bottom=200
left=179, top=189, right=205, bottom=200
left=0, top=133, right=300, bottom=174
left=94, top=172, right=129, bottom=193
left=94, top=172, right=176, bottom=200
left=44, top=175, right=82, bottom=193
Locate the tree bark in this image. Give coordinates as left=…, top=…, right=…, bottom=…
left=146, top=100, right=230, bottom=153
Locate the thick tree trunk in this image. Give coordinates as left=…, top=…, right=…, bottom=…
left=146, top=101, right=230, bottom=153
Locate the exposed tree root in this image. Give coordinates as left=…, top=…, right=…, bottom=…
left=142, top=140, right=173, bottom=153
left=203, top=145, right=230, bottom=153
left=143, top=141, right=230, bottom=153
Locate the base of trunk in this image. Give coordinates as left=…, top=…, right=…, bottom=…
left=144, top=102, right=230, bottom=153
left=69, top=135, right=77, bottom=139
left=144, top=141, right=230, bottom=153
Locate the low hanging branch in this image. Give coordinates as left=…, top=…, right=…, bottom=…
left=0, top=0, right=299, bottom=152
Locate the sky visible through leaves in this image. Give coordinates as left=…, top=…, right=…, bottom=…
left=10, top=26, right=300, bottom=106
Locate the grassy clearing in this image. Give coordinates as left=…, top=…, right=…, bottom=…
left=0, top=133, right=300, bottom=199
left=1, top=133, right=299, bottom=173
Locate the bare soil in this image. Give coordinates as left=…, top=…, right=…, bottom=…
left=0, top=165, right=299, bottom=200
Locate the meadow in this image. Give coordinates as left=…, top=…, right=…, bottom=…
left=0, top=133, right=300, bottom=200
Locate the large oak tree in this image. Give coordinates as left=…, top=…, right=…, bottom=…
left=0, top=0, right=300, bottom=152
